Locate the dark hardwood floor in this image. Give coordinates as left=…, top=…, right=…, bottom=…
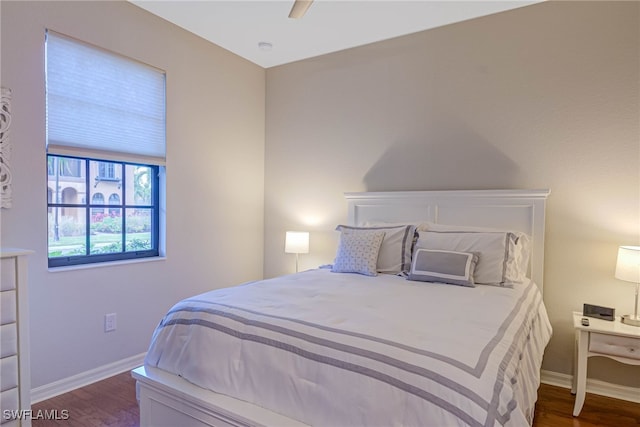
left=533, top=383, right=639, bottom=427
left=31, top=372, right=639, bottom=426
left=31, top=372, right=139, bottom=427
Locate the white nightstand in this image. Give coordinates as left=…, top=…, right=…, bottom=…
left=571, top=311, right=640, bottom=416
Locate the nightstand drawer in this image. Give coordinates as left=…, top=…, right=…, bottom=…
left=589, top=333, right=640, bottom=360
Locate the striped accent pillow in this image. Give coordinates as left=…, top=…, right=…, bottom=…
left=415, top=231, right=518, bottom=286
left=408, top=249, right=478, bottom=287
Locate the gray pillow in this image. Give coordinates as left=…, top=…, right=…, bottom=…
left=336, top=224, right=416, bottom=274
left=407, top=249, right=478, bottom=287
left=415, top=231, right=518, bottom=286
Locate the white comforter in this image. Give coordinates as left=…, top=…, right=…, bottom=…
left=145, top=269, right=552, bottom=427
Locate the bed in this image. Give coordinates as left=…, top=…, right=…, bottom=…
left=132, top=189, right=552, bottom=427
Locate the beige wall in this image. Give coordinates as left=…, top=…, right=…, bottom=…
left=0, top=1, right=265, bottom=389
left=265, top=1, right=640, bottom=387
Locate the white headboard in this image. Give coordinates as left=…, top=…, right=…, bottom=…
left=344, top=189, right=551, bottom=291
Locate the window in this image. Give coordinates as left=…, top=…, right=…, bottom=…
left=47, top=155, right=159, bottom=266
left=108, top=193, right=120, bottom=215
left=48, top=157, right=82, bottom=178
left=98, top=162, right=118, bottom=181
left=46, top=31, right=165, bottom=267
left=91, top=193, right=105, bottom=215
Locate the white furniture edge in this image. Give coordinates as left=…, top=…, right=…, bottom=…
left=133, top=189, right=550, bottom=427
left=132, top=366, right=309, bottom=427
left=0, top=248, right=34, bottom=258
left=570, top=311, right=640, bottom=415
left=1, top=248, right=33, bottom=427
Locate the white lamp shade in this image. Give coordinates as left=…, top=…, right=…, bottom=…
left=615, top=246, right=640, bottom=283
left=285, top=231, right=309, bottom=254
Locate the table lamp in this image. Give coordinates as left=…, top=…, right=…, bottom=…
left=285, top=231, right=309, bottom=273
left=615, top=245, right=640, bottom=327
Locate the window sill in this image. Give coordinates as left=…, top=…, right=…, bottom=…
left=48, top=255, right=166, bottom=273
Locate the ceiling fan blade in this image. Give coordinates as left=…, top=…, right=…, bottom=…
left=288, top=0, right=314, bottom=19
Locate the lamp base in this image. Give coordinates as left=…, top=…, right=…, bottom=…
left=621, top=314, right=640, bottom=327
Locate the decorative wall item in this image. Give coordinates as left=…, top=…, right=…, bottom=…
left=0, top=87, right=12, bottom=208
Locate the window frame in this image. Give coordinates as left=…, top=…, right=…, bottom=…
left=47, top=154, right=160, bottom=268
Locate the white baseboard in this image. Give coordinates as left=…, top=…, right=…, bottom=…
left=541, top=369, right=640, bottom=403
left=31, top=352, right=146, bottom=404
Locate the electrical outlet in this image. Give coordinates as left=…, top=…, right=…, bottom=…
left=105, top=313, right=117, bottom=332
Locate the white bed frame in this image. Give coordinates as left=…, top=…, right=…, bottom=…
left=132, top=189, right=550, bottom=427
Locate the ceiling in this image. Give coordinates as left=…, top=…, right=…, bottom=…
left=129, top=1, right=541, bottom=69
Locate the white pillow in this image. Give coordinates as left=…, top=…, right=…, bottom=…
left=336, top=224, right=416, bottom=274
left=408, top=249, right=478, bottom=287
left=331, top=229, right=385, bottom=276
left=415, top=230, right=522, bottom=286
left=419, top=222, right=531, bottom=283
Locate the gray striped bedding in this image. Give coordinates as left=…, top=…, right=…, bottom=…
left=145, top=269, right=552, bottom=426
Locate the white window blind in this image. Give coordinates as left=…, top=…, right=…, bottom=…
left=46, top=31, right=166, bottom=164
